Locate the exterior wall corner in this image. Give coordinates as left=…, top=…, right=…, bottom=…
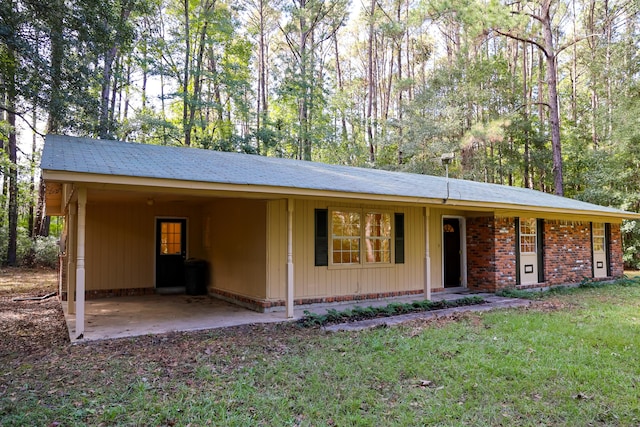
left=609, top=223, right=624, bottom=278
left=467, top=215, right=517, bottom=293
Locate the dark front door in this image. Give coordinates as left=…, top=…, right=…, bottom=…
left=156, top=218, right=187, bottom=288
left=443, top=218, right=461, bottom=288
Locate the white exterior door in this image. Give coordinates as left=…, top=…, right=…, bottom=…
left=592, top=223, right=607, bottom=278
left=519, top=218, right=538, bottom=285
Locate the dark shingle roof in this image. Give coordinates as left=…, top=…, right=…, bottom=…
left=41, top=135, right=633, bottom=217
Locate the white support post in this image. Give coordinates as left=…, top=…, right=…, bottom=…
left=67, top=202, right=77, bottom=315
left=424, top=207, right=432, bottom=301
left=286, top=198, right=294, bottom=318
left=75, top=188, right=87, bottom=339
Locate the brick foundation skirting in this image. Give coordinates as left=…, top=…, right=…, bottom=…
left=60, top=287, right=157, bottom=301
left=210, top=288, right=425, bottom=313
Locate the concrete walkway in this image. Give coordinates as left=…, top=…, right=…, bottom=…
left=62, top=291, right=531, bottom=343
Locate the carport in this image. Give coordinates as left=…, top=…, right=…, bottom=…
left=61, top=294, right=291, bottom=342
left=60, top=291, right=514, bottom=343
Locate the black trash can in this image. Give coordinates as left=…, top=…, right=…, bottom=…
left=184, top=259, right=209, bottom=296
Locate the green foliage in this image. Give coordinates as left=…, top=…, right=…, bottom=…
left=298, top=296, right=486, bottom=327
left=621, top=220, right=640, bottom=269
left=30, top=236, right=61, bottom=268
left=0, top=227, right=59, bottom=267
left=4, top=0, right=640, bottom=266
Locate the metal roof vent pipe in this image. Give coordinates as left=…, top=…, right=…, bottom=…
left=441, top=152, right=454, bottom=203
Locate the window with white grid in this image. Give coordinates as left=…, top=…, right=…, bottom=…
left=520, top=218, right=537, bottom=254
left=331, top=210, right=361, bottom=265
left=364, top=212, right=391, bottom=263
left=593, top=223, right=605, bottom=253
left=330, top=209, right=392, bottom=266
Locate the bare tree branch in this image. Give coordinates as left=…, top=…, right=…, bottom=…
left=490, top=28, right=548, bottom=57
left=557, top=33, right=602, bottom=55
left=0, top=105, right=46, bottom=137
left=514, top=101, right=551, bottom=111
left=511, top=9, right=544, bottom=24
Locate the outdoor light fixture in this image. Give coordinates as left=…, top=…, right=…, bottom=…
left=146, top=198, right=154, bottom=206
left=440, top=152, right=454, bottom=168
left=441, top=152, right=454, bottom=202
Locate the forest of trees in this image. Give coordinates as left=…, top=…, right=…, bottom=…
left=2, top=0, right=640, bottom=267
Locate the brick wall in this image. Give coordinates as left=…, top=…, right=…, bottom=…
left=467, top=216, right=496, bottom=291
left=609, top=223, right=624, bottom=278
left=494, top=217, right=518, bottom=290
left=466, top=217, right=624, bottom=293
left=467, top=216, right=516, bottom=291
left=543, top=220, right=592, bottom=285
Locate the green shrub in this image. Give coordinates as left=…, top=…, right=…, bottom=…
left=33, top=236, right=61, bottom=267
left=16, top=232, right=60, bottom=268
left=0, top=226, right=60, bottom=268
left=617, top=276, right=640, bottom=287
left=298, top=296, right=487, bottom=327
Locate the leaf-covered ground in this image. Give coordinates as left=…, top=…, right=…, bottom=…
left=1, top=269, right=640, bottom=426
left=0, top=268, right=69, bottom=359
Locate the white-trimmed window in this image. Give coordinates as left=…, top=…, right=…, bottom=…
left=520, top=218, right=537, bottom=254
left=330, top=209, right=391, bottom=266
left=593, top=223, right=605, bottom=252
left=364, top=212, right=392, bottom=263
left=331, top=210, right=361, bottom=265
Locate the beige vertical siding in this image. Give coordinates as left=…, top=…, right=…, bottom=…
left=287, top=199, right=426, bottom=299
left=266, top=199, right=287, bottom=300
left=205, top=199, right=267, bottom=299
left=84, top=201, right=204, bottom=291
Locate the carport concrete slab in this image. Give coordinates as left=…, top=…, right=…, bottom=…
left=61, top=291, right=500, bottom=343
left=62, top=295, right=289, bottom=342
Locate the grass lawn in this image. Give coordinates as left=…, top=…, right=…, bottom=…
left=1, top=270, right=640, bottom=426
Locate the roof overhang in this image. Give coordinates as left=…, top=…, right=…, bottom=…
left=42, top=169, right=640, bottom=221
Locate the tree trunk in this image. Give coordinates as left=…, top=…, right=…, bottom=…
left=7, top=117, right=17, bottom=266
left=298, top=0, right=311, bottom=160
left=333, top=33, right=347, bottom=143
left=109, top=52, right=120, bottom=125
left=188, top=4, right=212, bottom=148
left=523, top=40, right=531, bottom=189
left=100, top=46, right=117, bottom=138
left=256, top=0, right=268, bottom=154
left=541, top=0, right=563, bottom=196
left=6, top=93, right=17, bottom=266
left=28, top=109, right=36, bottom=238
left=366, top=0, right=376, bottom=163
left=396, top=0, right=404, bottom=164
left=183, top=0, right=192, bottom=146
left=99, top=3, right=132, bottom=139
left=4, top=6, right=18, bottom=266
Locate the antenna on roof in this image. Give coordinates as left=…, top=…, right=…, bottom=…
left=441, top=153, right=454, bottom=202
